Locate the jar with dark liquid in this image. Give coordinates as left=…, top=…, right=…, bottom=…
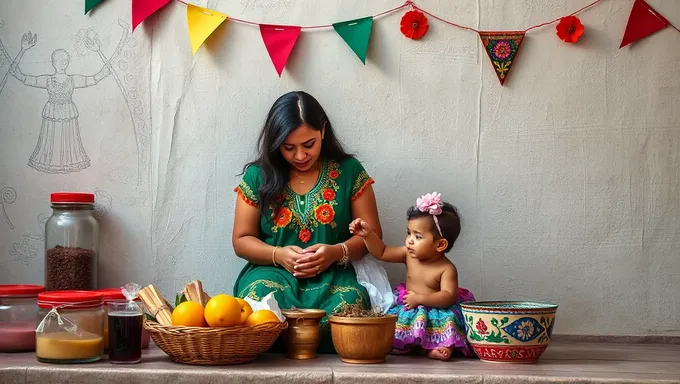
left=107, top=302, right=142, bottom=364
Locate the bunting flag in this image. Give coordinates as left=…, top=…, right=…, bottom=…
left=479, top=31, right=525, bottom=86
left=620, top=0, right=669, bottom=48
left=187, top=4, right=227, bottom=55
left=333, top=17, right=373, bottom=64
left=260, top=24, right=301, bottom=77
left=85, top=0, right=106, bottom=15
left=132, top=0, right=171, bottom=31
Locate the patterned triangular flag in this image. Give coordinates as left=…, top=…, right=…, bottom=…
left=85, top=0, right=106, bottom=15
left=260, top=24, right=301, bottom=77
left=333, top=17, right=373, bottom=64
left=620, top=0, right=669, bottom=48
left=132, top=0, right=171, bottom=31
left=186, top=4, right=227, bottom=55
left=479, top=31, right=525, bottom=86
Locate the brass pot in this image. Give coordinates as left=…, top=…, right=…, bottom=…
left=281, top=309, right=326, bottom=360
left=329, top=315, right=398, bottom=364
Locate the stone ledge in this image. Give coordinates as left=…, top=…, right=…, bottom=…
left=1, top=341, right=679, bottom=384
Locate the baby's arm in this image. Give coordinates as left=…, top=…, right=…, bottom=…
left=415, top=265, right=459, bottom=309
left=349, top=218, right=407, bottom=263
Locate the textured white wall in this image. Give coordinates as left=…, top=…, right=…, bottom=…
left=1, top=0, right=679, bottom=337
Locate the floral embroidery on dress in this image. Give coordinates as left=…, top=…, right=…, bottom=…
left=351, top=170, right=374, bottom=202
left=234, top=181, right=259, bottom=207
left=270, top=159, right=342, bottom=242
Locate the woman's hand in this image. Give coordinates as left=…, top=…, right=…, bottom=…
left=349, top=218, right=373, bottom=238
left=274, top=245, right=305, bottom=275
left=293, top=244, right=342, bottom=278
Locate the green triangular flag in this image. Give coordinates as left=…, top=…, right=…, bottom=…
left=85, top=0, right=106, bottom=14
left=333, top=16, right=373, bottom=64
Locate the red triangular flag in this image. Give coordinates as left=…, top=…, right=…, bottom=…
left=479, top=31, right=525, bottom=86
left=620, top=0, right=669, bottom=48
left=132, top=0, right=171, bottom=31
left=260, top=24, right=301, bottom=77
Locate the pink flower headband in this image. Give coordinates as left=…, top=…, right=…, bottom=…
left=416, top=192, right=443, bottom=237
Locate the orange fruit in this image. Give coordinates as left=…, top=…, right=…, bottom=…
left=204, top=294, right=241, bottom=327
left=236, top=298, right=253, bottom=324
left=245, top=309, right=281, bottom=327
left=171, top=301, right=206, bottom=327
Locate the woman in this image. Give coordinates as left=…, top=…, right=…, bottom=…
left=232, top=91, right=382, bottom=353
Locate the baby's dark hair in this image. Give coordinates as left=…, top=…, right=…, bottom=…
left=406, top=202, right=461, bottom=253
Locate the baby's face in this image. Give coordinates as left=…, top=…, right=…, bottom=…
left=404, top=217, right=440, bottom=260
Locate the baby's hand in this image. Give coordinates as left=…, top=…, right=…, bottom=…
left=403, top=291, right=421, bottom=310
left=349, top=218, right=372, bottom=238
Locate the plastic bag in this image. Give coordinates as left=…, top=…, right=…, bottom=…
left=121, top=282, right=141, bottom=312
left=351, top=257, right=394, bottom=313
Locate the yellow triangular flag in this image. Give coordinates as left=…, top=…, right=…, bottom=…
left=187, top=4, right=227, bottom=55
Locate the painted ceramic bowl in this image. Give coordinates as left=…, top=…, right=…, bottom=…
left=460, top=301, right=558, bottom=363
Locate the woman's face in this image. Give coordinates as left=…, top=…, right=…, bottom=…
left=280, top=123, right=323, bottom=172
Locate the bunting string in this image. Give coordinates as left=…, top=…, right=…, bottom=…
left=175, top=0, right=411, bottom=29
left=174, top=0, right=608, bottom=33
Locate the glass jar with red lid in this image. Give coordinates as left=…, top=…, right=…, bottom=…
left=97, top=288, right=151, bottom=350
left=0, top=284, right=45, bottom=352
left=44, top=192, right=99, bottom=291
left=36, top=290, right=104, bottom=363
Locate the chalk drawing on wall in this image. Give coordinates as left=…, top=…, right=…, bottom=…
left=9, top=212, right=49, bottom=267
left=0, top=20, right=146, bottom=185
left=93, top=187, right=112, bottom=222
left=1, top=187, right=16, bottom=229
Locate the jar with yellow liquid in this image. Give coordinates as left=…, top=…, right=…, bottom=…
left=36, top=291, right=105, bottom=364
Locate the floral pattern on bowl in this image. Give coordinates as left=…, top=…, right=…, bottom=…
left=461, top=301, right=558, bottom=363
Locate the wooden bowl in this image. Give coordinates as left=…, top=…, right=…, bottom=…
left=329, top=315, right=397, bottom=364
left=460, top=301, right=558, bottom=363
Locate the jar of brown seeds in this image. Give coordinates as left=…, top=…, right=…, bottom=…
left=44, top=193, right=99, bottom=291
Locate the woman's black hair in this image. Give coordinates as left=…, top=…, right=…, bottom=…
left=407, top=202, right=461, bottom=253
left=243, top=91, right=353, bottom=213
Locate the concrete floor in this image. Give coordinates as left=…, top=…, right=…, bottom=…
left=1, top=341, right=679, bottom=383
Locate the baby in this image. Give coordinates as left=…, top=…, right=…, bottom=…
left=350, top=192, right=475, bottom=360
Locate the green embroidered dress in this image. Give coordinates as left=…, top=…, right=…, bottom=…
left=233, top=157, right=374, bottom=353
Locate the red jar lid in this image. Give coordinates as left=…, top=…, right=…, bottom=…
left=37, top=290, right=104, bottom=309
left=0, top=284, right=45, bottom=297
left=51, top=192, right=95, bottom=204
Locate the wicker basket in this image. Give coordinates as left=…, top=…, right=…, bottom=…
left=144, top=320, right=288, bottom=365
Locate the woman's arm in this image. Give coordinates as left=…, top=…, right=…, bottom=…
left=232, top=198, right=277, bottom=265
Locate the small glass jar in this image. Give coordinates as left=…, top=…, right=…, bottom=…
left=0, top=285, right=45, bottom=352
left=97, top=288, right=151, bottom=350
left=44, top=192, right=99, bottom=291
left=36, top=291, right=104, bottom=364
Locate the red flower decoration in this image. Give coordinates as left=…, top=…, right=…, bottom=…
left=329, top=170, right=339, bottom=179
left=315, top=204, right=336, bottom=225
left=400, top=10, right=429, bottom=40
left=322, top=189, right=336, bottom=201
left=298, top=228, right=312, bottom=243
left=556, top=15, right=584, bottom=43
left=476, top=319, right=488, bottom=335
